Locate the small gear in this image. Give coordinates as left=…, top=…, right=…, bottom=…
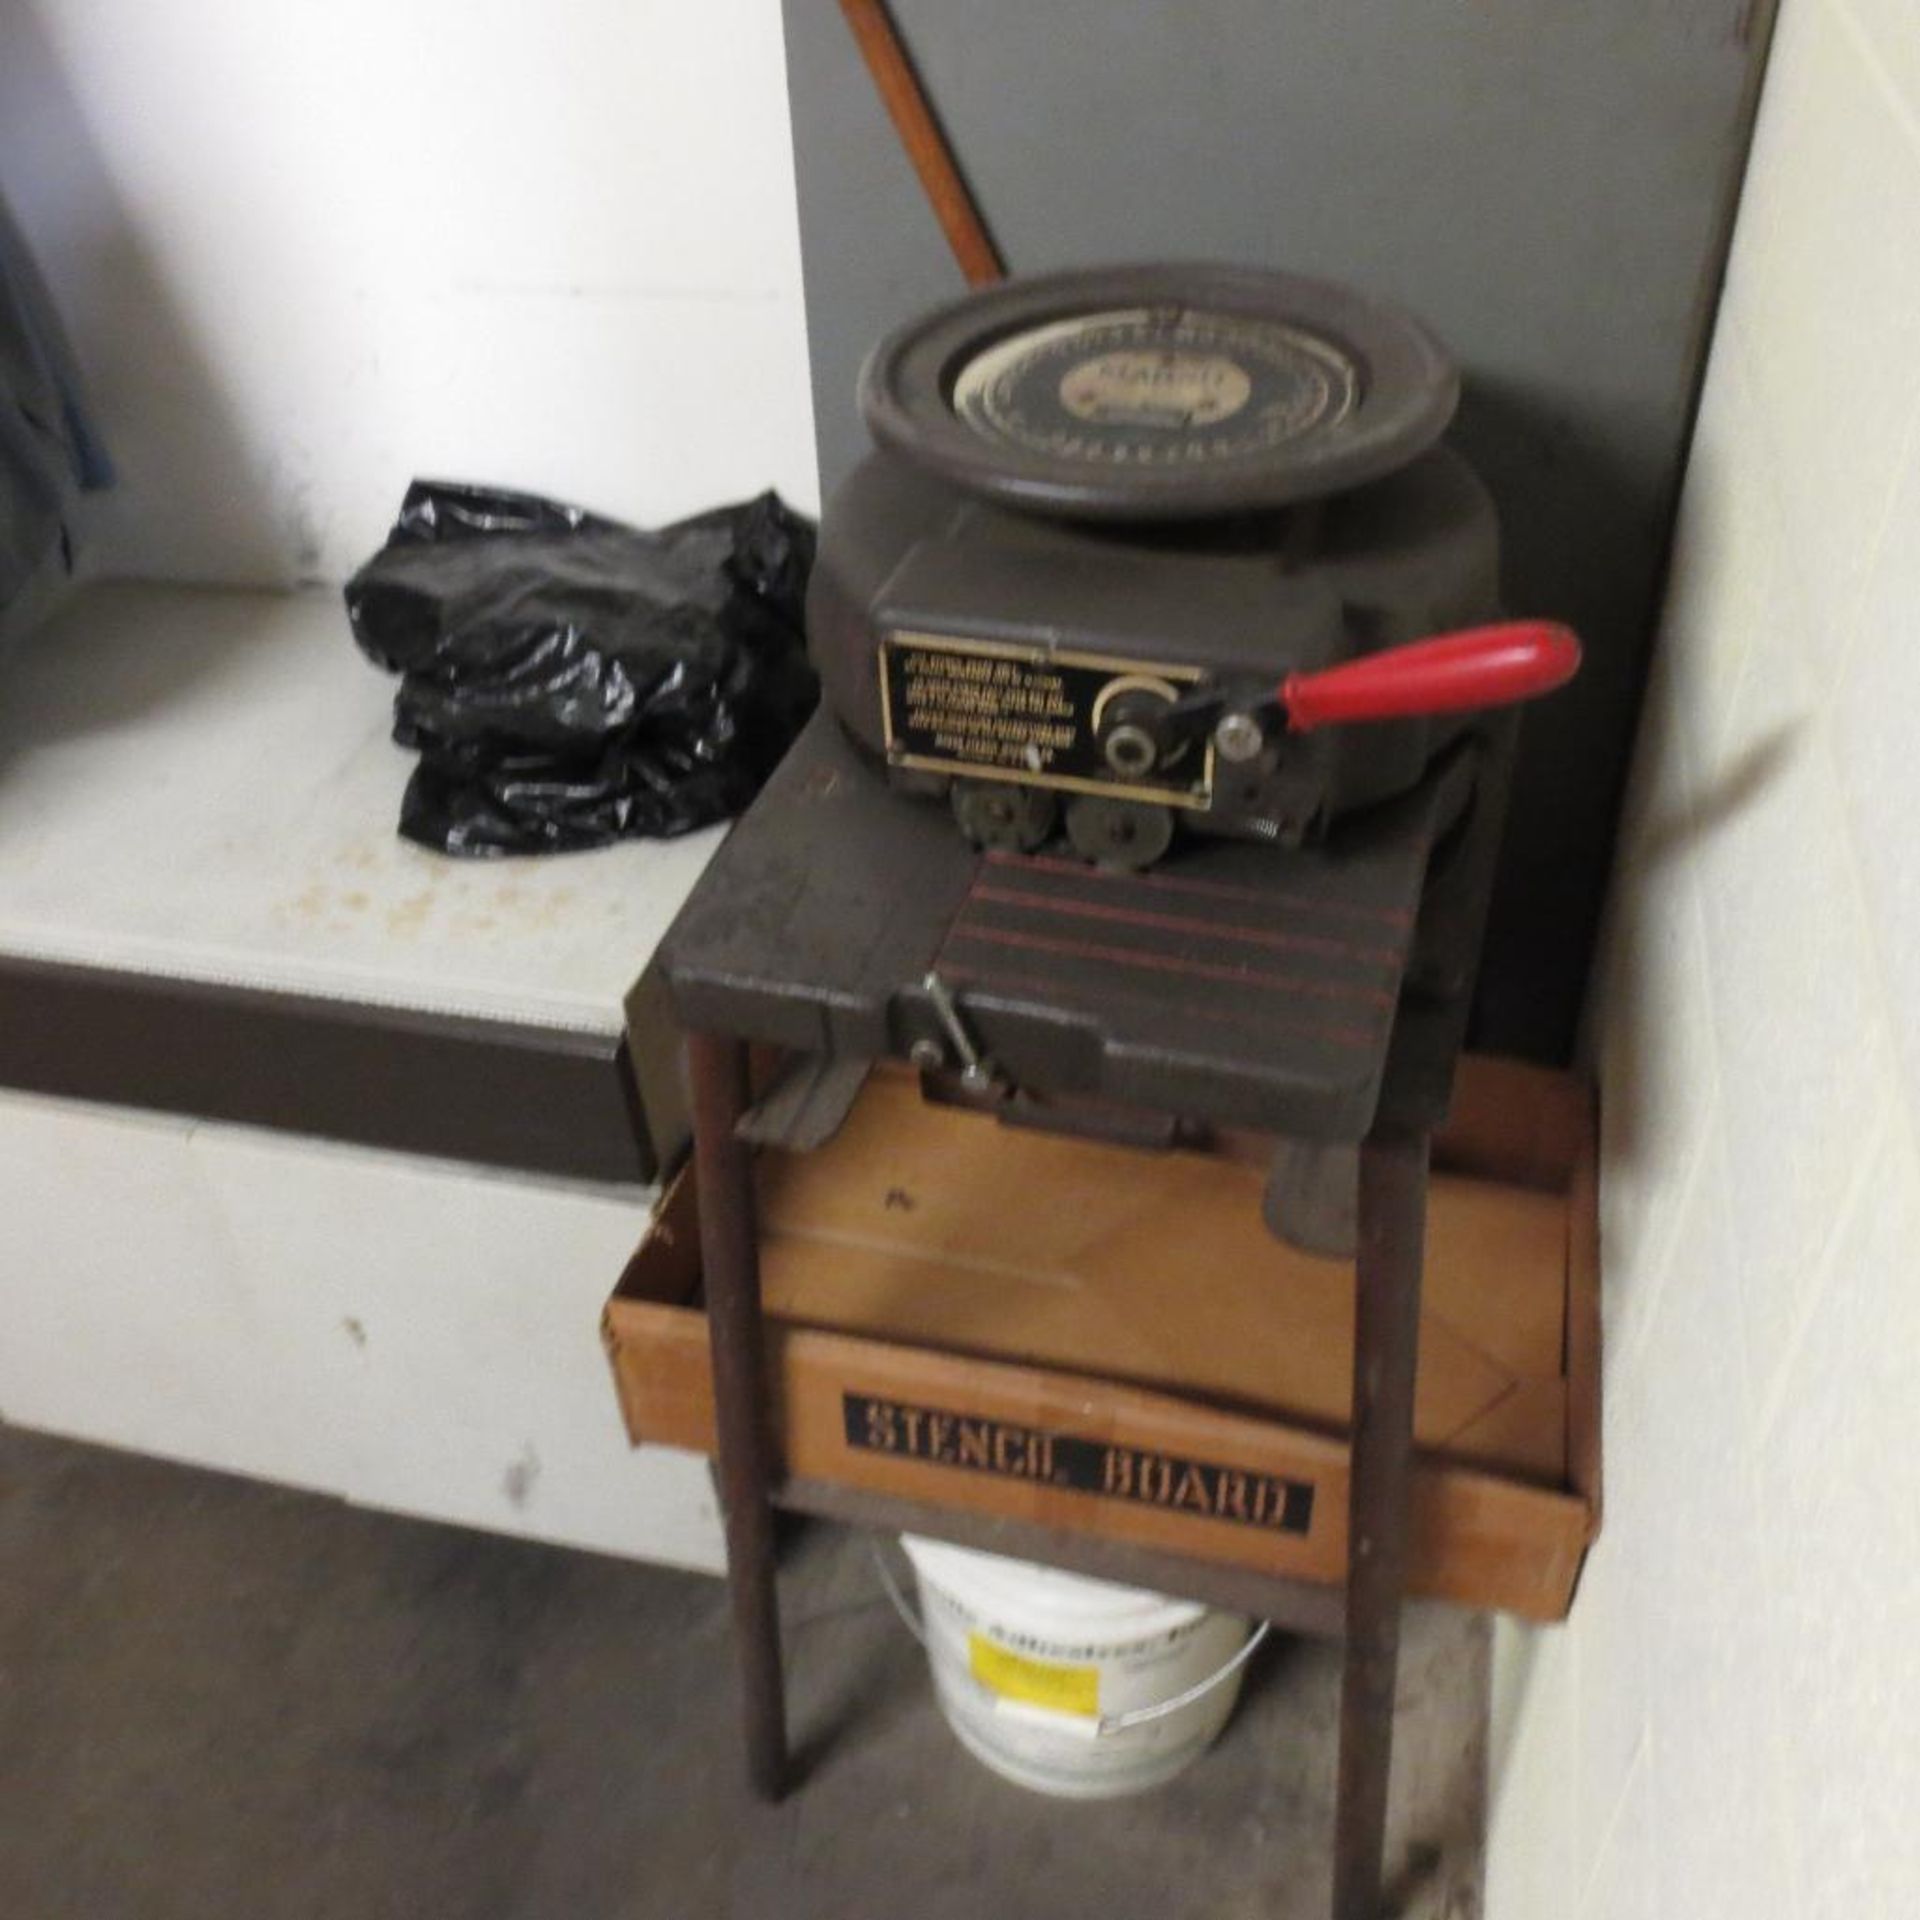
left=1064, top=795, right=1175, bottom=870
left=949, top=779, right=1058, bottom=854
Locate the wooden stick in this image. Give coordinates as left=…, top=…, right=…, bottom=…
left=836, top=0, right=1005, bottom=286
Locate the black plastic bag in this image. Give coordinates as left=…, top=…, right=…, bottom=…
left=346, top=480, right=817, bottom=855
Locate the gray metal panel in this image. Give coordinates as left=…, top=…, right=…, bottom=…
left=780, top=0, right=1774, bottom=1059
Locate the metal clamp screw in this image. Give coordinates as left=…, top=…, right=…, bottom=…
left=921, top=971, right=1000, bottom=1095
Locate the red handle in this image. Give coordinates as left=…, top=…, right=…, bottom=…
left=1279, top=621, right=1582, bottom=733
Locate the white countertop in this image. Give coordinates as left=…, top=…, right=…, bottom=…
left=0, top=583, right=722, bottom=1035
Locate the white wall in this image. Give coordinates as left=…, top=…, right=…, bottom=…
left=0, top=1084, right=724, bottom=1573
left=0, top=0, right=819, bottom=586
left=1487, top=1, right=1920, bottom=1915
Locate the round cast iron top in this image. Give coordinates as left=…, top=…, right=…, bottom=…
left=858, top=263, right=1460, bottom=522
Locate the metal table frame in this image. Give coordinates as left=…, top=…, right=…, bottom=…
left=685, top=1026, right=1432, bottom=1920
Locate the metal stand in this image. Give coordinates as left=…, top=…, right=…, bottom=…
left=1335, top=1129, right=1429, bottom=1920
left=687, top=1028, right=1432, bottom=1920
left=688, top=1031, right=787, bottom=1800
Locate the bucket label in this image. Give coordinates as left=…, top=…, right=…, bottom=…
left=968, top=1633, right=1100, bottom=1719
left=842, top=1391, right=1315, bottom=1537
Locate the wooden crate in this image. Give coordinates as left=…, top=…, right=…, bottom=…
left=603, top=1055, right=1600, bottom=1622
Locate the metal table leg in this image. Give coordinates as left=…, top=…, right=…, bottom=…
left=1332, top=1127, right=1430, bottom=1920
left=687, top=1031, right=789, bottom=1801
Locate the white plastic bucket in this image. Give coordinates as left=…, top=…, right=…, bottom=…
left=898, top=1535, right=1258, bottom=1799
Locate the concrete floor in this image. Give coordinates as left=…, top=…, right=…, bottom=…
left=0, top=1425, right=1488, bottom=1919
